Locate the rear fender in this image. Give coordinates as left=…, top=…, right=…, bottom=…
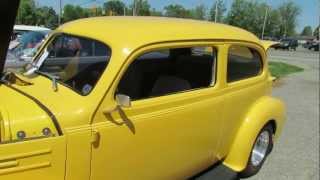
left=223, top=96, right=286, bottom=172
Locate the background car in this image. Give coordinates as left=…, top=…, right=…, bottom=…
left=11, top=25, right=50, bottom=41
left=273, top=38, right=298, bottom=51
left=308, top=41, right=319, bottom=51
left=5, top=30, right=50, bottom=70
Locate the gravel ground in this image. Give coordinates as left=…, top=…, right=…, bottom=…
left=249, top=47, right=319, bottom=180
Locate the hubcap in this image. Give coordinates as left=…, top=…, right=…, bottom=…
left=251, top=130, right=270, bottom=166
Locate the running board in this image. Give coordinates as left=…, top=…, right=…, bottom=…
left=192, top=163, right=239, bottom=180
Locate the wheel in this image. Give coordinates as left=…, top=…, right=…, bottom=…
left=239, top=124, right=274, bottom=178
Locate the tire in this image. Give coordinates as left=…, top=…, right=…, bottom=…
left=239, top=124, right=274, bottom=178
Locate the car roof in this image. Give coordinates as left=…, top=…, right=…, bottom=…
left=57, top=16, right=263, bottom=51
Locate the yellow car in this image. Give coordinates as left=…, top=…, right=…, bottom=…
left=0, top=6, right=285, bottom=180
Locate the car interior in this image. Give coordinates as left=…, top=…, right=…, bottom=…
left=227, top=46, right=262, bottom=82
left=117, top=47, right=216, bottom=100
left=39, top=35, right=111, bottom=95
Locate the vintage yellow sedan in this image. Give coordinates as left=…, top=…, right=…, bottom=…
left=0, top=16, right=286, bottom=180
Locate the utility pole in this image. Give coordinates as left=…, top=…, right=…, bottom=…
left=214, top=1, right=218, bottom=23
left=261, top=6, right=268, bottom=39
left=59, top=0, right=62, bottom=25
left=133, top=0, right=136, bottom=16
left=124, top=6, right=126, bottom=16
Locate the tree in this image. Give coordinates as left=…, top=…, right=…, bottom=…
left=103, top=0, right=126, bottom=16
left=313, top=26, right=320, bottom=40
left=36, top=6, right=59, bottom=29
left=191, top=4, right=207, bottom=20
left=150, top=8, right=162, bottom=16
left=209, top=0, right=226, bottom=22
left=278, top=1, right=301, bottom=37
left=164, top=4, right=191, bottom=18
left=133, top=0, right=151, bottom=16
left=62, top=4, right=89, bottom=23
left=301, top=26, right=313, bottom=36
left=226, top=0, right=261, bottom=35
left=226, top=0, right=290, bottom=38
left=264, top=8, right=281, bottom=38
left=16, top=0, right=37, bottom=25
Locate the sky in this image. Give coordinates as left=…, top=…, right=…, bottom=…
left=35, top=0, right=319, bottom=33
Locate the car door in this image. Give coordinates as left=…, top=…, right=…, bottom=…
left=0, top=136, right=66, bottom=180
left=218, top=43, right=269, bottom=154
left=90, top=43, right=226, bottom=180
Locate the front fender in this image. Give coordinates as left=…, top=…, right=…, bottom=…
left=223, top=96, right=286, bottom=172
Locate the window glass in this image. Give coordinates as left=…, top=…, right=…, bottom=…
left=38, top=34, right=111, bottom=95
left=117, top=46, right=217, bottom=100
left=227, top=45, right=262, bottom=82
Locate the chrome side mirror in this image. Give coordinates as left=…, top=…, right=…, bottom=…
left=116, top=94, right=131, bottom=108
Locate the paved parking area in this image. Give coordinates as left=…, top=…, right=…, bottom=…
left=250, top=48, right=319, bottom=180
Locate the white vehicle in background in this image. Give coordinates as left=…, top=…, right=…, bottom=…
left=11, top=25, right=50, bottom=41
left=6, top=25, right=51, bottom=70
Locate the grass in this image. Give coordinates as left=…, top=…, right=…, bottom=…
left=269, top=61, right=304, bottom=78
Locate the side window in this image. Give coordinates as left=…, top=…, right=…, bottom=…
left=227, top=45, right=263, bottom=82
left=117, top=46, right=217, bottom=100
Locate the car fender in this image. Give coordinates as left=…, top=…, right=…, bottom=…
left=222, top=96, right=286, bottom=172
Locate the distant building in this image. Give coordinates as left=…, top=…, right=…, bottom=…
left=293, top=36, right=316, bottom=44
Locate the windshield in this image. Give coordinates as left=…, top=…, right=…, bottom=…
left=34, top=34, right=111, bottom=95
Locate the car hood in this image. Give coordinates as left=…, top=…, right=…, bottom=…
left=0, top=83, right=61, bottom=142
left=0, top=0, right=20, bottom=74
left=0, top=73, right=95, bottom=132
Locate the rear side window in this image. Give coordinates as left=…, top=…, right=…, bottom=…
left=117, top=46, right=217, bottom=100
left=227, top=45, right=262, bottom=82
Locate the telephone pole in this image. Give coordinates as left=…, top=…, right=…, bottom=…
left=133, top=0, right=137, bottom=16
left=261, top=6, right=269, bottom=39
left=59, top=0, right=62, bottom=25
left=214, top=1, right=218, bottom=22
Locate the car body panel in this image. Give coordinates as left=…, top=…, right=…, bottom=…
left=0, top=84, right=59, bottom=141
left=260, top=40, right=280, bottom=51
left=90, top=42, right=226, bottom=180
left=223, top=96, right=286, bottom=171
left=0, top=136, right=66, bottom=180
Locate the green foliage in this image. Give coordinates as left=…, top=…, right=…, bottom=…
left=226, top=0, right=265, bottom=37
left=278, top=1, right=301, bottom=37
left=314, top=26, right=319, bottom=38
left=16, top=0, right=37, bottom=25
left=269, top=61, right=303, bottom=78
left=103, top=0, right=126, bottom=16
left=164, top=4, right=191, bottom=18
left=226, top=0, right=300, bottom=38
left=16, top=0, right=58, bottom=28
left=63, top=4, right=89, bottom=23
left=209, top=0, right=226, bottom=22
left=190, top=4, right=207, bottom=20
left=15, top=0, right=304, bottom=38
left=301, top=26, right=313, bottom=36
left=131, top=0, right=151, bottom=16
left=150, top=8, right=163, bottom=16
left=36, top=6, right=58, bottom=29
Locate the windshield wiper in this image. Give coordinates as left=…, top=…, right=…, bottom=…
left=35, top=70, right=60, bottom=92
